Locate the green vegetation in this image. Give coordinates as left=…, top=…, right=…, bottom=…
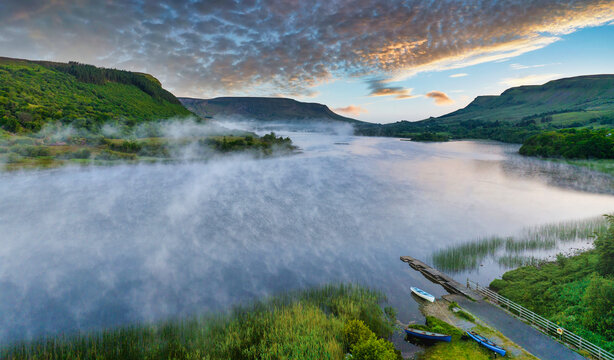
left=411, top=317, right=525, bottom=360
left=432, top=216, right=609, bottom=273
left=1, top=284, right=399, bottom=360
left=0, top=58, right=301, bottom=170
left=553, top=158, right=614, bottom=177
left=343, top=320, right=399, bottom=360
left=490, top=216, right=614, bottom=352
left=205, top=132, right=296, bottom=155
left=356, top=75, right=614, bottom=144
left=448, top=302, right=475, bottom=322
left=405, top=132, right=450, bottom=142
left=519, top=128, right=614, bottom=159
left=0, top=129, right=297, bottom=170
left=0, top=57, right=191, bottom=134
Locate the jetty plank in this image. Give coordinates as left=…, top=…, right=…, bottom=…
left=400, top=255, right=479, bottom=300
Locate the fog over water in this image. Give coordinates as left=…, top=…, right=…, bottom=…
left=1, top=130, right=613, bottom=343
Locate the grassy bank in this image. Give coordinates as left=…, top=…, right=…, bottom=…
left=551, top=158, right=614, bottom=177
left=1, top=284, right=399, bottom=360
left=413, top=303, right=538, bottom=359
left=490, top=215, right=614, bottom=353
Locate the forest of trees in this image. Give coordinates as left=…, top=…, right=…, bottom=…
left=519, top=128, right=614, bottom=159
left=0, top=58, right=191, bottom=134
left=42, top=61, right=180, bottom=104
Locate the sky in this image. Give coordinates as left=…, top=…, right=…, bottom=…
left=1, top=0, right=614, bottom=123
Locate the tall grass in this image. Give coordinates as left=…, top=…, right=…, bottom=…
left=1, top=284, right=395, bottom=360
left=431, top=216, right=609, bottom=273
left=431, top=236, right=505, bottom=273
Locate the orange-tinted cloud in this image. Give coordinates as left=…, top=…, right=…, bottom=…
left=1, top=1, right=613, bottom=97
left=425, top=91, right=454, bottom=106
left=369, top=87, right=414, bottom=99
left=333, top=105, right=367, bottom=116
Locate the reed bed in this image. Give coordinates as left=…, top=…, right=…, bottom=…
left=1, top=284, right=395, bottom=360
left=431, top=216, right=609, bottom=272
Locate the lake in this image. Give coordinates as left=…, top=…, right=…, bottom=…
left=1, top=132, right=613, bottom=343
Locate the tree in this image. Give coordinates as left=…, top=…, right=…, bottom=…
left=595, top=215, right=614, bottom=277
left=581, top=274, right=614, bottom=339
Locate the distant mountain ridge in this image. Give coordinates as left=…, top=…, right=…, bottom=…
left=179, top=97, right=370, bottom=125
left=359, top=74, right=614, bottom=143
left=438, top=74, right=614, bottom=122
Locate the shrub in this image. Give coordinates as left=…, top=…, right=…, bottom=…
left=581, top=274, right=614, bottom=339
left=351, top=337, right=398, bottom=360
left=344, top=320, right=375, bottom=352
left=6, top=152, right=22, bottom=163
left=95, top=149, right=137, bottom=161
left=594, top=215, right=614, bottom=277
left=108, top=140, right=142, bottom=153
left=64, top=148, right=91, bottom=159
left=9, top=144, right=50, bottom=157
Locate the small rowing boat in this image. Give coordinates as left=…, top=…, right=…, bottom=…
left=410, top=286, right=435, bottom=302
left=404, top=327, right=451, bottom=342
left=466, top=331, right=506, bottom=356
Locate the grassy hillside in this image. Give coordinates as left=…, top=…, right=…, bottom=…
left=358, top=75, right=614, bottom=143
left=0, top=57, right=191, bottom=133
left=180, top=96, right=372, bottom=125
left=1, top=284, right=399, bottom=360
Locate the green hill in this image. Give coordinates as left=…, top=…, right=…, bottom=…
left=0, top=57, right=192, bottom=133
left=359, top=75, right=614, bottom=143
left=179, top=96, right=371, bottom=125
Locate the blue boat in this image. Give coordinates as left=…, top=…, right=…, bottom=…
left=466, top=331, right=506, bottom=356
left=404, top=327, right=452, bottom=342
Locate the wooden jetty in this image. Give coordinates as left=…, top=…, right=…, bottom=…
left=400, top=255, right=480, bottom=301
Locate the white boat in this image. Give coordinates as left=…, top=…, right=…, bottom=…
left=410, top=286, right=435, bottom=302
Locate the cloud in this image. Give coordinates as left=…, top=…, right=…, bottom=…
left=0, top=1, right=612, bottom=97
left=369, top=87, right=415, bottom=99
left=499, top=73, right=562, bottom=87
left=510, top=63, right=560, bottom=70
left=333, top=105, right=367, bottom=116
left=450, top=73, right=468, bottom=78
left=367, top=78, right=415, bottom=99
left=425, top=91, right=454, bottom=105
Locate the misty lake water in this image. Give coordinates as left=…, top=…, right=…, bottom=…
left=1, top=132, right=613, bottom=343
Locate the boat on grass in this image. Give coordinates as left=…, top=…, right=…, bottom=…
left=404, top=327, right=451, bottom=342
left=466, top=331, right=506, bottom=356
left=410, top=286, right=435, bottom=302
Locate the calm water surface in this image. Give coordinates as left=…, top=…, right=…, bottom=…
left=1, top=133, right=613, bottom=342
